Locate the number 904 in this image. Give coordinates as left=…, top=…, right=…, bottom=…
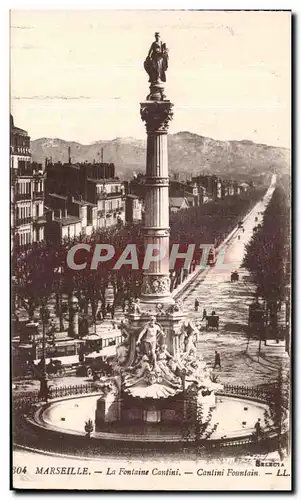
left=13, top=466, right=27, bottom=474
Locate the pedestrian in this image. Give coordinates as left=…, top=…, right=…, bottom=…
left=122, top=300, right=126, bottom=313
left=39, top=376, right=49, bottom=403
left=111, top=305, right=115, bottom=320
left=194, top=299, right=199, bottom=312
left=202, top=309, right=207, bottom=320
left=106, top=303, right=112, bottom=316
left=213, top=350, right=221, bottom=369
left=254, top=418, right=261, bottom=440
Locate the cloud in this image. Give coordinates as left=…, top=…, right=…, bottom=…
left=11, top=25, right=35, bottom=30
left=12, top=95, right=92, bottom=100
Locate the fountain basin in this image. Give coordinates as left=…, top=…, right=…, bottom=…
left=29, top=393, right=270, bottom=444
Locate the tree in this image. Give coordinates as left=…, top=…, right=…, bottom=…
left=182, top=384, right=219, bottom=457
left=243, top=182, right=289, bottom=337
left=12, top=242, right=59, bottom=322
left=12, top=187, right=265, bottom=334
left=262, top=367, right=290, bottom=460
left=84, top=418, right=94, bottom=438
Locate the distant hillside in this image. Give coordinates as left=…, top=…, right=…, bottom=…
left=31, top=132, right=290, bottom=182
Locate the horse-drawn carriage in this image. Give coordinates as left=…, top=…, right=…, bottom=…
left=231, top=271, right=239, bottom=282
left=206, top=314, right=219, bottom=331
left=45, top=359, right=66, bottom=377
left=248, top=301, right=266, bottom=338
left=29, top=358, right=66, bottom=378
left=207, top=248, right=217, bottom=267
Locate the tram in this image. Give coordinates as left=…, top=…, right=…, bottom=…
left=13, top=337, right=85, bottom=378
left=76, top=330, right=123, bottom=378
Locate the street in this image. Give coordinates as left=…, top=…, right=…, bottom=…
left=178, top=178, right=289, bottom=386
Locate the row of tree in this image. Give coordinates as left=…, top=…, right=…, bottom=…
left=243, top=179, right=290, bottom=332
left=12, top=188, right=265, bottom=331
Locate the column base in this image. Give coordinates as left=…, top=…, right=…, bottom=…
left=140, top=294, right=175, bottom=306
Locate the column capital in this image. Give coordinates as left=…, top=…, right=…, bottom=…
left=140, top=100, right=174, bottom=134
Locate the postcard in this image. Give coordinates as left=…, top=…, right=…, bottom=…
left=11, top=9, right=291, bottom=491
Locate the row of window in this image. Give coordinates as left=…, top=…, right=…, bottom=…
left=17, top=181, right=31, bottom=194
left=98, top=185, right=122, bottom=195
left=17, top=231, right=32, bottom=246
left=17, top=203, right=43, bottom=218
left=100, top=336, right=122, bottom=348
left=17, top=205, right=31, bottom=219
left=99, top=199, right=123, bottom=210
left=35, top=344, right=77, bottom=359
left=16, top=180, right=44, bottom=194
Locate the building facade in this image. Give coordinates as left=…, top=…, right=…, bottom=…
left=10, top=115, right=46, bottom=249
left=45, top=160, right=125, bottom=242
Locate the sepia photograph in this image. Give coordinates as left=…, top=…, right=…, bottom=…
left=10, top=9, right=291, bottom=491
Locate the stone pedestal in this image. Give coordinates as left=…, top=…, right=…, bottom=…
left=95, top=396, right=121, bottom=428
left=126, top=308, right=185, bottom=357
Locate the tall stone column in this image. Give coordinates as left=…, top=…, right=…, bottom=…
left=140, top=100, right=174, bottom=305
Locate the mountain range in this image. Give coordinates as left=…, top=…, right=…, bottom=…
left=31, top=132, right=290, bottom=183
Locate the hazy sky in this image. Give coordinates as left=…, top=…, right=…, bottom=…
left=10, top=10, right=291, bottom=147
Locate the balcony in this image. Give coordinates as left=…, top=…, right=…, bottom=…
left=15, top=167, right=34, bottom=177
left=10, top=146, right=31, bottom=156
left=98, top=205, right=124, bottom=217
left=33, top=191, right=44, bottom=200
left=15, top=192, right=31, bottom=201
left=16, top=217, right=32, bottom=226
left=97, top=190, right=124, bottom=200
left=32, top=215, right=46, bottom=225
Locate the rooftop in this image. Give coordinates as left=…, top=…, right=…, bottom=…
left=48, top=193, right=68, bottom=201
left=87, top=177, right=121, bottom=184
left=169, top=196, right=189, bottom=208
left=54, top=215, right=82, bottom=226
left=10, top=114, right=28, bottom=137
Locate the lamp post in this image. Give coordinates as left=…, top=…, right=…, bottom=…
left=39, top=304, right=50, bottom=401
left=103, top=183, right=107, bottom=228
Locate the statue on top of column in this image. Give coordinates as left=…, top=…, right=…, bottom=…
left=144, top=32, right=169, bottom=85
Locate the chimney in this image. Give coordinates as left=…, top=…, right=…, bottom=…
left=68, top=147, right=71, bottom=164
left=101, top=147, right=104, bottom=163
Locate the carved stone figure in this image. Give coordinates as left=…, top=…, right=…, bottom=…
left=167, top=299, right=183, bottom=314
left=184, top=329, right=197, bottom=357
left=123, top=355, right=152, bottom=387
left=156, top=344, right=182, bottom=387
left=156, top=303, right=165, bottom=316
left=144, top=32, right=168, bottom=85
left=116, top=343, right=129, bottom=365
left=136, top=316, right=165, bottom=366
left=129, top=298, right=142, bottom=315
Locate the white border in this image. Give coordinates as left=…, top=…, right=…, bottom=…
left=2, top=2, right=298, bottom=499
